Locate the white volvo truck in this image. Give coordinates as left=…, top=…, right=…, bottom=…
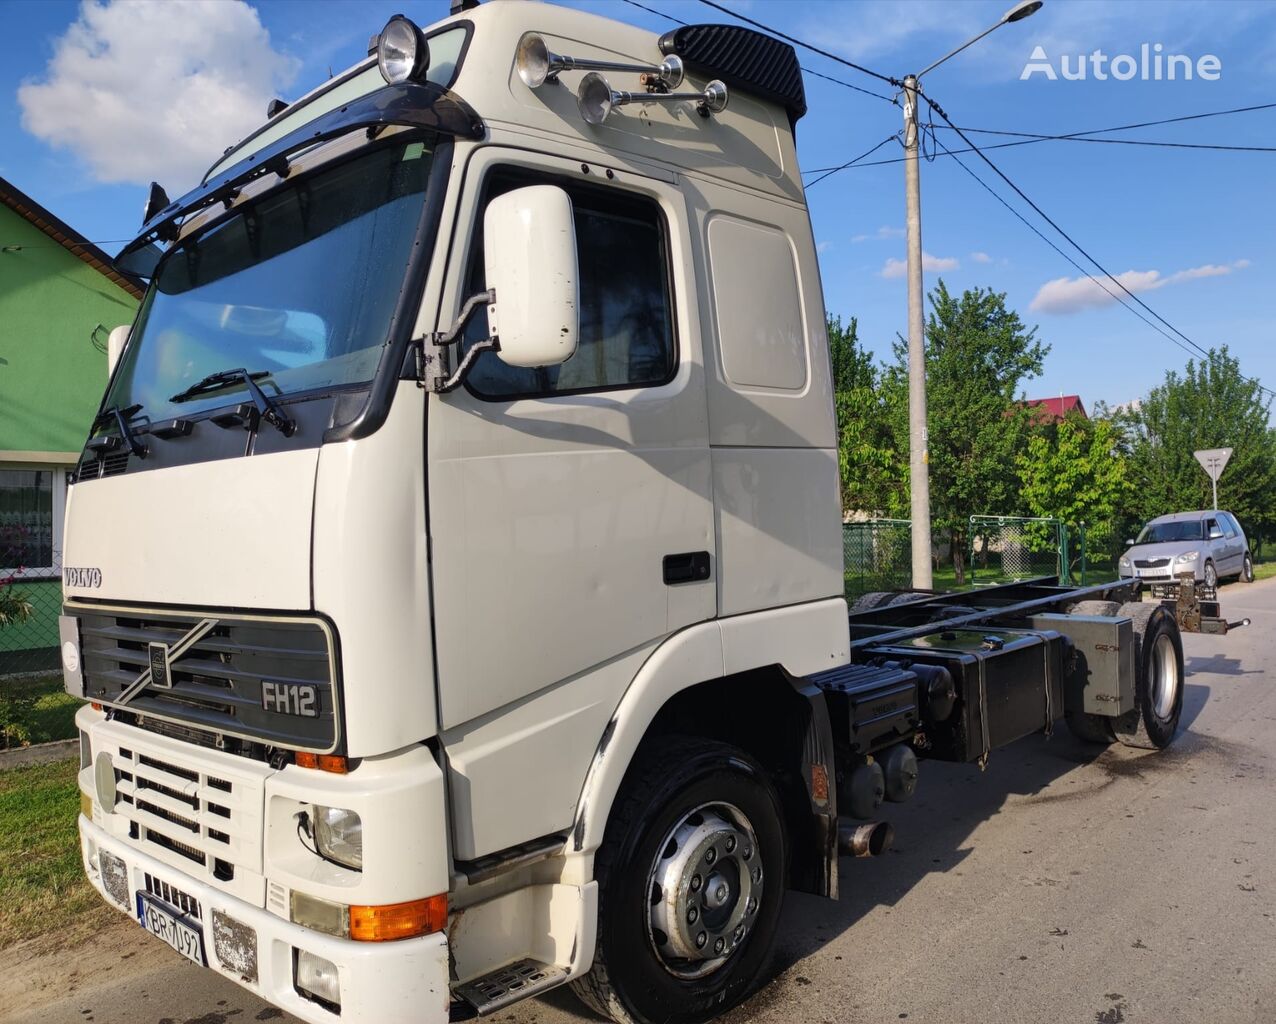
left=60, top=3, right=1236, bottom=1022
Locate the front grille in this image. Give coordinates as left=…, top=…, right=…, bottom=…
left=144, top=872, right=203, bottom=920
left=100, top=726, right=272, bottom=906
left=75, top=607, right=338, bottom=752
left=1135, top=557, right=1171, bottom=568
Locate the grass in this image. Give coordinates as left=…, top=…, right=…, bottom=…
left=0, top=758, right=114, bottom=949
left=0, top=674, right=81, bottom=749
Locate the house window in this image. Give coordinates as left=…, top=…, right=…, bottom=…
left=0, top=468, right=66, bottom=575
left=459, top=171, right=676, bottom=399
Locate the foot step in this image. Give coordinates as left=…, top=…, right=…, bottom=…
left=454, top=958, right=568, bottom=1015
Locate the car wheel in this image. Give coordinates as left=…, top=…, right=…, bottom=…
left=1203, top=559, right=1217, bottom=589
left=571, top=737, right=787, bottom=1024
left=1242, top=552, right=1255, bottom=583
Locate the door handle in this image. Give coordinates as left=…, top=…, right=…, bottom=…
left=663, top=551, right=711, bottom=585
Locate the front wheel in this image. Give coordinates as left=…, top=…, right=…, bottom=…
left=1203, top=559, right=1218, bottom=589
left=572, top=737, right=787, bottom=1024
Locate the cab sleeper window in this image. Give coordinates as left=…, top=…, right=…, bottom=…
left=460, top=173, right=675, bottom=398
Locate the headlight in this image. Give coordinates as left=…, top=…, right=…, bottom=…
left=1176, top=550, right=1199, bottom=563
left=376, top=15, right=429, bottom=85
left=1118, top=556, right=1131, bottom=569
left=313, top=806, right=362, bottom=870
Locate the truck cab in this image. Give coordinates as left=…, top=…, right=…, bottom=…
left=63, top=4, right=846, bottom=1022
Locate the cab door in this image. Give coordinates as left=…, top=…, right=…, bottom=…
left=427, top=149, right=715, bottom=735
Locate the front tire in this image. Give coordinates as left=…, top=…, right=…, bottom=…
left=572, top=737, right=787, bottom=1024
left=1112, top=602, right=1184, bottom=750
left=1203, top=559, right=1218, bottom=589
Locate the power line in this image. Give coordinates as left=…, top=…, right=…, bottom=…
left=696, top=0, right=902, bottom=95
left=923, top=95, right=1274, bottom=397
left=941, top=124, right=1276, bottom=154
left=620, top=0, right=898, bottom=103
left=804, top=101, right=1276, bottom=174
left=805, top=135, right=899, bottom=188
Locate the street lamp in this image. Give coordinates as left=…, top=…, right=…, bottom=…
left=901, top=0, right=1042, bottom=589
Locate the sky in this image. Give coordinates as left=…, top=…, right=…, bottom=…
left=1, top=0, right=1273, bottom=411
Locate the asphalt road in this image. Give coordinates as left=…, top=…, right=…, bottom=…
left=6, top=579, right=1275, bottom=1024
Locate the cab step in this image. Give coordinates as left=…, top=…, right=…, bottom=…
left=454, top=958, right=569, bottom=1015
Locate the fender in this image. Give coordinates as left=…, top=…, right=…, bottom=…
left=569, top=598, right=849, bottom=861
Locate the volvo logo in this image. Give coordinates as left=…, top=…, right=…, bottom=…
left=64, top=566, right=102, bottom=588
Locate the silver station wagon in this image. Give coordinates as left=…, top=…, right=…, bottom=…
left=1118, top=509, right=1254, bottom=588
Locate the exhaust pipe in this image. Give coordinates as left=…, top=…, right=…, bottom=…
left=838, top=821, right=894, bottom=858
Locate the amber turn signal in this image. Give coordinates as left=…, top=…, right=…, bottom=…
left=294, top=752, right=349, bottom=774
left=349, top=895, right=447, bottom=942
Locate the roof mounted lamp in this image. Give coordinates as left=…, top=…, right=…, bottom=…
left=576, top=71, right=727, bottom=126
left=517, top=32, right=684, bottom=90
left=376, top=15, right=430, bottom=85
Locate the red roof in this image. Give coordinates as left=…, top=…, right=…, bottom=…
left=1024, top=395, right=1088, bottom=421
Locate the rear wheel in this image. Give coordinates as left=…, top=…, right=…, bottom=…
left=572, top=737, right=787, bottom=1024
left=1242, top=552, right=1255, bottom=583
left=1112, top=602, right=1184, bottom=750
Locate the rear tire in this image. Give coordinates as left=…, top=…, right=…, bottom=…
left=850, top=591, right=895, bottom=613
left=1067, top=599, right=1121, bottom=617
left=571, top=737, right=787, bottom=1024
left=1112, top=602, right=1184, bottom=750
left=1242, top=552, right=1255, bottom=583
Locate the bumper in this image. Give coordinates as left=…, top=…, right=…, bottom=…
left=79, top=815, right=451, bottom=1024
left=1120, top=566, right=1200, bottom=584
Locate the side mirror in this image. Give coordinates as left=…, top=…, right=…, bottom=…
left=483, top=185, right=579, bottom=368
left=1125, top=539, right=1135, bottom=547
left=107, top=325, right=130, bottom=378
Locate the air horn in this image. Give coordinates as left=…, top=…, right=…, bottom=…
left=516, top=32, right=684, bottom=90
left=576, top=71, right=729, bottom=125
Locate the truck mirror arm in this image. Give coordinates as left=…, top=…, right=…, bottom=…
left=410, top=288, right=498, bottom=393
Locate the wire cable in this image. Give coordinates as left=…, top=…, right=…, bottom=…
left=803, top=101, right=1276, bottom=174
left=805, top=135, right=900, bottom=187
left=696, top=0, right=903, bottom=94
left=925, top=101, right=1274, bottom=397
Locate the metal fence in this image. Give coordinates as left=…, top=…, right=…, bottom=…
left=969, top=516, right=1065, bottom=586
left=843, top=519, right=913, bottom=600
left=0, top=555, right=63, bottom=677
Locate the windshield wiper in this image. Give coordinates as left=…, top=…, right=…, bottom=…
left=89, top=403, right=148, bottom=458
left=171, top=368, right=296, bottom=436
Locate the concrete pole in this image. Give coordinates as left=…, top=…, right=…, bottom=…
left=903, top=74, right=933, bottom=589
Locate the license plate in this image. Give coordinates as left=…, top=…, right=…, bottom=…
left=137, top=891, right=206, bottom=966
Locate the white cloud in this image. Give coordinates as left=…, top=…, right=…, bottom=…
left=817, top=240, right=833, bottom=254
left=19, top=0, right=299, bottom=192
left=1029, top=260, right=1250, bottom=314
left=853, top=225, right=905, bottom=243
left=970, top=251, right=992, bottom=264
left=881, top=252, right=959, bottom=279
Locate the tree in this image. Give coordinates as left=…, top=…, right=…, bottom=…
left=884, top=281, right=1048, bottom=583
left=1018, top=413, right=1133, bottom=577
left=1121, top=347, right=1276, bottom=547
left=827, top=315, right=905, bottom=516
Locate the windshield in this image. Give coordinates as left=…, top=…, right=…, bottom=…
left=1136, top=520, right=1203, bottom=544
left=106, top=138, right=437, bottom=423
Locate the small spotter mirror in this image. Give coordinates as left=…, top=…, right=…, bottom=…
left=577, top=71, right=728, bottom=126
left=516, top=32, right=684, bottom=90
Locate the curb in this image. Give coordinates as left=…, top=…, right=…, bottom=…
left=0, top=738, right=77, bottom=770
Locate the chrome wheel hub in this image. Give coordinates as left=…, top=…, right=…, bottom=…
left=646, top=802, right=762, bottom=979
left=1151, top=632, right=1179, bottom=719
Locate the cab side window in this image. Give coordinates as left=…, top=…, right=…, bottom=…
left=459, top=171, right=675, bottom=399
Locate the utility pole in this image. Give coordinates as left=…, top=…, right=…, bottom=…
left=903, top=74, right=932, bottom=589
left=898, top=0, right=1043, bottom=591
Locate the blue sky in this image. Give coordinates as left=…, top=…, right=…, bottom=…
left=2, top=0, right=1273, bottom=410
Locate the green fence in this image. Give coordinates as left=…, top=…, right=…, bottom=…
left=969, top=515, right=1066, bottom=585
left=0, top=561, right=62, bottom=676
left=843, top=519, right=913, bottom=600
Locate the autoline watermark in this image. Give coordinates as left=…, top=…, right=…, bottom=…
left=1021, top=44, right=1222, bottom=81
